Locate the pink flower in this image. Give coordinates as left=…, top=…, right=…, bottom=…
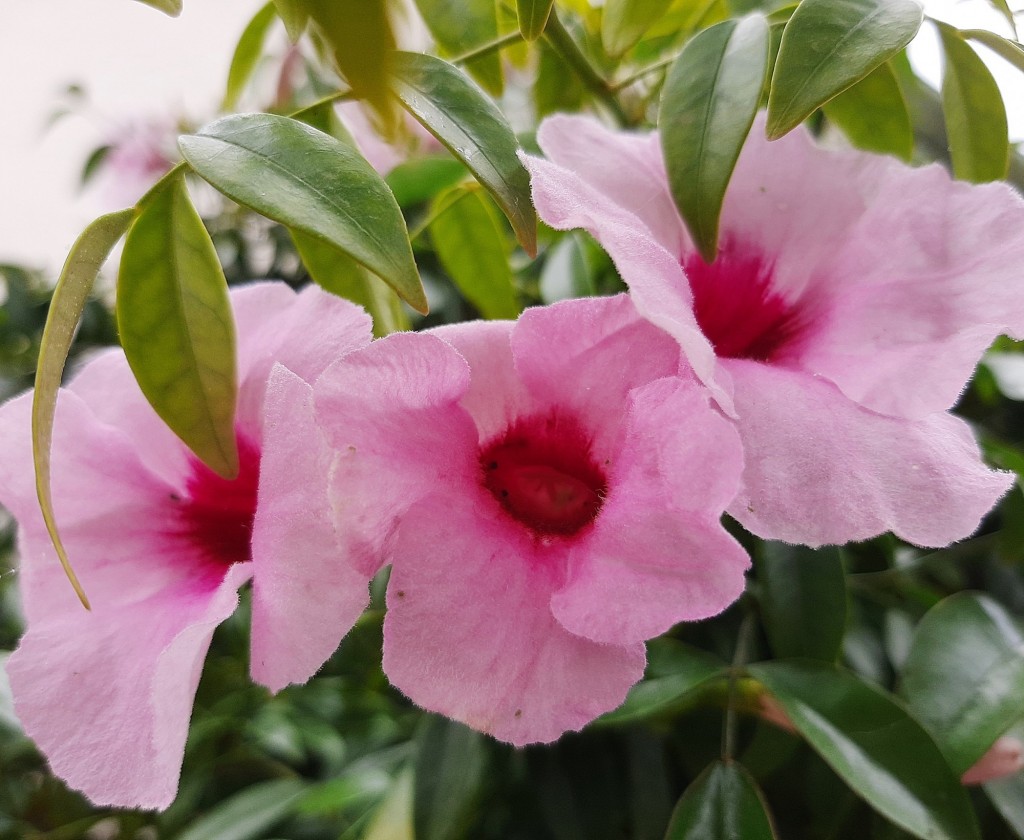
left=0, top=283, right=373, bottom=809
left=961, top=736, right=1024, bottom=785
left=525, top=114, right=1021, bottom=548
left=307, top=294, right=749, bottom=744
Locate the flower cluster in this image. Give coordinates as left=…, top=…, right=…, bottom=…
left=1, top=116, right=1021, bottom=809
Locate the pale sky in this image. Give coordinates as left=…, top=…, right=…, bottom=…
left=0, top=0, right=1021, bottom=274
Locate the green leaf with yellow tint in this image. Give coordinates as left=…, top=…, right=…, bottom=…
left=392, top=52, right=537, bottom=256
left=33, top=207, right=135, bottom=609
left=517, top=0, right=555, bottom=40
left=272, top=0, right=308, bottom=41
left=962, top=29, right=1024, bottom=75
left=117, top=171, right=239, bottom=479
left=602, top=0, right=674, bottom=56
left=224, top=2, right=278, bottom=111
left=823, top=61, right=913, bottom=160
left=179, top=113, right=426, bottom=313
left=133, top=0, right=181, bottom=17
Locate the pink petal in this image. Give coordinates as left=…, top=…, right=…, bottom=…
left=537, top=114, right=689, bottom=255
left=962, top=736, right=1024, bottom=785
left=724, top=360, right=1013, bottom=548
left=551, top=377, right=749, bottom=644
left=314, top=332, right=479, bottom=573
left=6, top=563, right=252, bottom=810
left=250, top=365, right=371, bottom=692
left=382, top=497, right=646, bottom=745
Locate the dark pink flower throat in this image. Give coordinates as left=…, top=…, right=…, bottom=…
left=480, top=413, right=607, bottom=537
left=684, top=243, right=804, bottom=361
left=176, top=436, right=260, bottom=569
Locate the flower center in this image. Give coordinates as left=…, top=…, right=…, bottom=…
left=480, top=414, right=607, bottom=537
left=176, top=436, right=260, bottom=569
left=684, top=243, right=804, bottom=361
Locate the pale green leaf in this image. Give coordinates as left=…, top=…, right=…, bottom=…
left=224, top=2, right=278, bottom=111
left=517, top=0, right=555, bottom=40
left=602, top=0, right=675, bottom=57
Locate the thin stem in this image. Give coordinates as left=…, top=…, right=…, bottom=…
left=722, top=609, right=757, bottom=762
left=542, top=9, right=629, bottom=125
left=610, top=53, right=678, bottom=92
left=453, top=31, right=525, bottom=65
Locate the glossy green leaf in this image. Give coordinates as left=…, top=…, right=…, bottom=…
left=179, top=113, right=426, bottom=313
left=749, top=661, right=981, bottom=840
left=962, top=29, right=1024, bottom=74
left=291, top=228, right=408, bottom=337
left=223, top=2, right=278, bottom=111
left=385, top=157, right=467, bottom=207
left=118, top=172, right=239, bottom=479
left=272, top=0, right=308, bottom=41
left=518, top=0, right=554, bottom=40
left=33, top=207, right=135, bottom=609
left=414, top=0, right=503, bottom=95
left=823, top=61, right=913, bottom=160
left=413, top=717, right=487, bottom=840
left=766, top=0, right=924, bottom=139
left=659, top=14, right=769, bottom=262
left=757, top=543, right=847, bottom=662
left=391, top=51, right=537, bottom=257
left=602, top=0, right=674, bottom=56
left=665, top=761, right=776, bottom=840
left=598, top=639, right=725, bottom=725
left=133, top=0, right=181, bottom=16
left=430, top=186, right=519, bottom=320
left=178, top=778, right=306, bottom=840
left=900, top=592, right=1024, bottom=774
left=939, top=24, right=1010, bottom=182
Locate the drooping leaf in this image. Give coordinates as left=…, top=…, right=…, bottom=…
left=117, top=171, right=239, bottom=479
left=291, top=228, right=408, bottom=337
left=984, top=0, right=1019, bottom=39
left=757, top=543, right=847, bottom=662
left=272, top=0, right=308, bottom=41
left=430, top=186, right=520, bottom=320
left=385, top=157, right=467, bottom=207
left=179, top=113, right=426, bottom=313
left=938, top=23, right=1010, bottom=182
left=413, top=716, right=487, bottom=840
left=223, top=2, right=278, bottom=111
left=749, top=661, right=981, bottom=840
left=517, top=0, right=555, bottom=40
left=766, top=0, right=924, bottom=139
left=598, top=639, right=726, bottom=725
left=413, top=0, right=503, bottom=95
left=602, top=0, right=675, bottom=57
left=659, top=14, right=769, bottom=262
left=133, top=0, right=181, bottom=17
left=900, top=592, right=1024, bottom=774
left=391, top=51, right=537, bottom=256
left=962, top=29, right=1024, bottom=75
left=177, top=779, right=306, bottom=840
left=822, top=61, right=913, bottom=160
left=665, top=761, right=776, bottom=840
left=33, top=207, right=135, bottom=609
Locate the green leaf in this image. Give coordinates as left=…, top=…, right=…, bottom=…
left=414, top=0, right=503, bottom=95
left=292, top=98, right=357, bottom=145
left=133, top=0, right=182, bottom=16
left=939, top=23, right=1010, bottom=182
left=117, top=172, right=239, bottom=479
left=766, top=0, right=924, bottom=139
left=757, top=543, right=847, bottom=662
left=179, top=113, right=426, bottom=313
left=385, top=157, right=467, bottom=207
left=962, top=29, right=1024, bottom=75
left=413, top=716, right=487, bottom=840
left=822, top=61, right=913, bottom=160
left=598, top=639, right=725, bottom=725
left=659, top=14, right=769, bottom=262
left=291, top=228, right=408, bottom=337
left=224, top=2, right=278, bottom=111
left=984, top=0, right=1019, bottom=39
left=665, top=760, right=776, bottom=840
left=749, top=661, right=981, bottom=840
left=900, top=592, right=1024, bottom=774
left=178, top=778, right=306, bottom=840
left=365, top=770, right=414, bottom=840
left=602, top=0, right=675, bottom=56
left=430, top=186, right=520, bottom=320
left=33, top=207, right=135, bottom=609
left=539, top=233, right=597, bottom=303
left=517, top=0, right=555, bottom=40
left=391, top=51, right=537, bottom=257
left=273, top=0, right=308, bottom=41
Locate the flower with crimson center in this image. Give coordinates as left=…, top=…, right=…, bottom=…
left=0, top=283, right=374, bottom=809
left=292, top=294, right=749, bottom=744
left=525, top=114, right=1023, bottom=548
